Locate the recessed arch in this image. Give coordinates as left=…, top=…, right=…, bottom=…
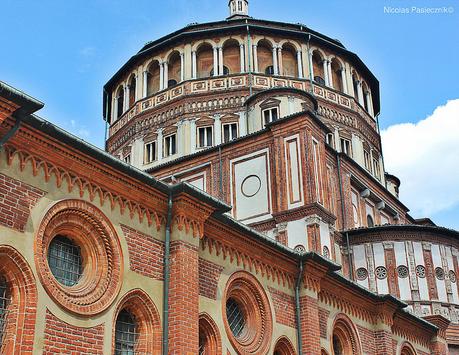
left=167, top=50, right=181, bottom=87
left=331, top=313, right=362, bottom=355
left=279, top=40, right=301, bottom=52
left=199, top=313, right=222, bottom=354
left=116, top=85, right=124, bottom=118
left=0, top=245, right=37, bottom=354
left=112, top=289, right=161, bottom=354
left=312, top=49, right=326, bottom=85
left=128, top=74, right=137, bottom=107
left=281, top=42, right=298, bottom=77
left=400, top=341, right=417, bottom=355
left=196, top=42, right=214, bottom=78
left=330, top=57, right=344, bottom=92
left=223, top=38, right=241, bottom=74
left=273, top=336, right=296, bottom=355
left=257, top=39, right=274, bottom=75
left=147, top=60, right=161, bottom=96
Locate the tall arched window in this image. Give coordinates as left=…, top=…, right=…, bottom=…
left=400, top=342, right=417, bottom=355
left=115, top=309, right=138, bottom=355
left=331, top=58, right=344, bottom=92
left=223, top=39, right=240, bottom=74
left=273, top=336, right=296, bottom=355
left=147, top=60, right=161, bottom=96
left=199, top=313, right=222, bottom=355
left=0, top=276, right=10, bottom=346
left=312, top=50, right=325, bottom=85
left=257, top=40, right=274, bottom=74
left=168, top=51, right=181, bottom=87
left=281, top=43, right=298, bottom=77
left=117, top=86, right=124, bottom=119
left=197, top=43, right=214, bottom=78
left=129, top=76, right=136, bottom=107
left=331, top=314, right=362, bottom=355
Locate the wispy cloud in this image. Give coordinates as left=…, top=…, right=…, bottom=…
left=381, top=99, right=459, bottom=222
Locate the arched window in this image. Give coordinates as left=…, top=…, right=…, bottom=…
left=273, top=336, right=296, bottom=355
left=115, top=309, right=138, bottom=354
left=223, top=39, right=240, bottom=74
left=367, top=214, right=374, bottom=227
left=401, top=342, right=417, bottom=355
left=0, top=276, right=10, bottom=346
left=258, top=40, right=274, bottom=74
left=147, top=61, right=161, bottom=96
left=197, top=43, right=214, bottom=78
left=117, top=86, right=124, bottom=119
left=168, top=51, right=181, bottom=87
left=199, top=313, right=222, bottom=355
left=48, top=235, right=83, bottom=287
left=210, top=66, right=229, bottom=76
left=362, top=82, right=369, bottom=112
left=352, top=73, right=359, bottom=100
left=129, top=76, right=136, bottom=107
left=281, top=43, right=298, bottom=77
left=312, top=51, right=325, bottom=85
left=331, top=58, right=344, bottom=92
left=331, top=314, right=362, bottom=355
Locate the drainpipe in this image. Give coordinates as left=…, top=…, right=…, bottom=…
left=162, top=192, right=173, bottom=355
left=336, top=154, right=354, bottom=280
left=294, top=260, right=304, bottom=355
left=0, top=115, right=22, bottom=150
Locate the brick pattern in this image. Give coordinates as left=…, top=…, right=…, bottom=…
left=385, top=247, right=400, bottom=298
left=198, top=258, right=223, bottom=300
left=299, top=295, right=321, bottom=353
left=269, top=287, right=296, bottom=328
left=423, top=248, right=439, bottom=300
left=0, top=173, right=45, bottom=231
left=43, top=310, right=104, bottom=355
left=357, top=326, right=376, bottom=353
left=169, top=240, right=199, bottom=354
left=121, top=224, right=164, bottom=280
left=319, top=307, right=330, bottom=339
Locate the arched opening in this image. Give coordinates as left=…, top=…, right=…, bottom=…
left=199, top=313, right=221, bottom=355
left=0, top=246, right=37, bottom=353
left=112, top=289, right=161, bottom=354
left=116, top=86, right=124, bottom=119
left=197, top=43, right=214, bottom=79
left=331, top=314, right=362, bottom=355
left=147, top=60, right=161, bottom=96
left=362, top=82, right=369, bottom=112
left=129, top=75, right=136, bottom=107
left=115, top=309, right=138, bottom=354
left=352, top=72, right=359, bottom=100
left=282, top=43, right=298, bottom=77
left=223, top=39, right=241, bottom=74
left=273, top=336, right=296, bottom=355
left=258, top=40, right=274, bottom=75
left=400, top=342, right=417, bottom=355
left=331, top=58, right=344, bottom=92
left=168, top=51, right=181, bottom=88
left=312, top=50, right=325, bottom=85
left=367, top=214, right=374, bottom=227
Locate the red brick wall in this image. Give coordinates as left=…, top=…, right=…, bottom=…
left=0, top=173, right=45, bottom=231
left=169, top=240, right=199, bottom=354
left=269, top=287, right=296, bottom=328
left=319, top=307, right=330, bottom=339
left=357, top=326, right=376, bottom=353
left=43, top=310, right=104, bottom=355
left=121, top=224, right=164, bottom=280
left=299, top=294, right=321, bottom=353
left=198, top=258, right=224, bottom=300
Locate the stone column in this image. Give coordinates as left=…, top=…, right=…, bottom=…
left=306, top=215, right=321, bottom=253
left=192, top=51, right=197, bottom=79
left=143, top=70, right=148, bottom=98
left=253, top=44, right=259, bottom=72
left=357, top=81, right=365, bottom=106
left=213, top=114, right=222, bottom=146
left=113, top=96, right=118, bottom=121
left=297, top=50, right=303, bottom=78
left=218, top=46, right=224, bottom=76
left=190, top=119, right=197, bottom=153
left=124, top=85, right=129, bottom=112
left=239, top=44, right=245, bottom=72
left=366, top=91, right=374, bottom=116
left=340, top=68, right=347, bottom=94
left=156, top=128, right=163, bottom=162
left=180, top=53, right=185, bottom=82
left=327, top=60, right=334, bottom=88
left=159, top=62, right=164, bottom=91
left=213, top=46, right=218, bottom=76
left=272, top=45, right=279, bottom=75
left=308, top=51, right=314, bottom=79
left=163, top=62, right=169, bottom=89
left=176, top=120, right=184, bottom=156
left=323, top=60, right=329, bottom=86
left=278, top=46, right=283, bottom=76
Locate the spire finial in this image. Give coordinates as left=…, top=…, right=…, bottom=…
left=228, top=0, right=249, bottom=19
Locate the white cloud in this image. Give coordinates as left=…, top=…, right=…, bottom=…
left=381, top=99, right=459, bottom=217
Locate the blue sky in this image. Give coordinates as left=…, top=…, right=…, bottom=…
left=1, top=0, right=458, bottom=229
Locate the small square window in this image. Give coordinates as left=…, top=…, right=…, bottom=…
left=144, top=141, right=157, bottom=164
left=223, top=123, right=238, bottom=143
left=364, top=150, right=372, bottom=172
left=326, top=133, right=334, bottom=148
left=123, top=154, right=131, bottom=164
left=340, top=138, right=352, bottom=157
left=373, top=157, right=381, bottom=181
left=164, top=134, right=177, bottom=157
left=262, top=107, right=279, bottom=126
left=198, top=126, right=213, bottom=148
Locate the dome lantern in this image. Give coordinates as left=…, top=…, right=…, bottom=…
left=228, top=0, right=249, bottom=19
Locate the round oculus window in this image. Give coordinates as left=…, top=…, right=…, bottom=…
left=226, top=298, right=246, bottom=338
left=48, top=236, right=83, bottom=287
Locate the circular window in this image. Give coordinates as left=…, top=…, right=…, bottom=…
left=449, top=271, right=457, bottom=283
left=356, top=268, right=368, bottom=281
left=375, top=266, right=387, bottom=280
left=435, top=267, right=445, bottom=280
left=323, top=246, right=330, bottom=259
left=294, top=245, right=306, bottom=254
left=397, top=265, right=409, bottom=279
left=416, top=265, right=426, bottom=278
left=223, top=272, right=272, bottom=354
left=35, top=200, right=123, bottom=315
left=48, top=236, right=83, bottom=287
left=241, top=175, right=262, bottom=198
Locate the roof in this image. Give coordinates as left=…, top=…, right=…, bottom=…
left=344, top=224, right=459, bottom=239
left=103, top=17, right=380, bottom=115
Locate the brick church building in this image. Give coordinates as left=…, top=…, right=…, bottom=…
left=0, top=1, right=457, bottom=354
